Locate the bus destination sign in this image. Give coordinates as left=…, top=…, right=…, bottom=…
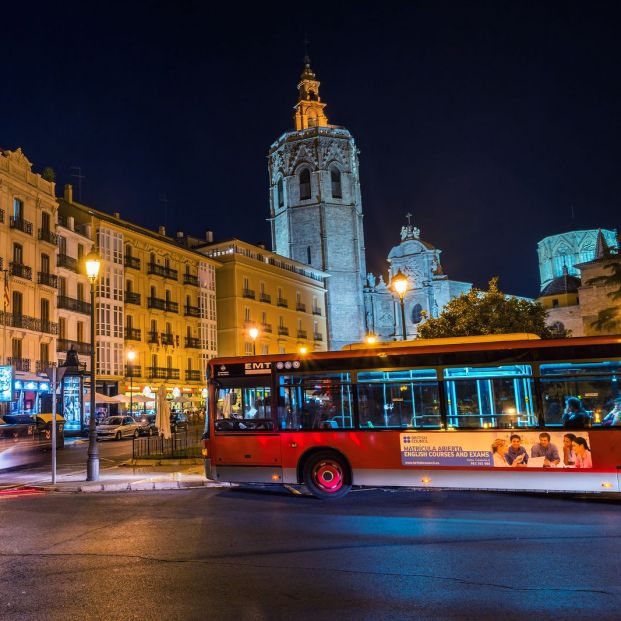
left=214, top=362, right=272, bottom=378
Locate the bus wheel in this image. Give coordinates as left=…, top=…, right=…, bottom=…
left=303, top=451, right=351, bottom=499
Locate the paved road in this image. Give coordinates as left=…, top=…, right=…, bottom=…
left=0, top=437, right=133, bottom=486
left=1, top=487, right=620, bottom=620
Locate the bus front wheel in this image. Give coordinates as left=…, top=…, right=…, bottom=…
left=302, top=451, right=351, bottom=499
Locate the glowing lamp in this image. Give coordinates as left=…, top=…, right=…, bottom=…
left=126, top=350, right=136, bottom=362
left=299, top=346, right=308, bottom=355
left=391, top=270, right=409, bottom=299
left=172, top=387, right=181, bottom=398
left=84, top=249, right=102, bottom=283
left=248, top=327, right=259, bottom=340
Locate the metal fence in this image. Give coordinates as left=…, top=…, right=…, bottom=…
left=132, top=426, right=203, bottom=459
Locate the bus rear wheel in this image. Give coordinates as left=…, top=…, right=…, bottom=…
left=303, top=451, right=351, bottom=499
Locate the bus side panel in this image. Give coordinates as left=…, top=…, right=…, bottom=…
left=213, top=433, right=282, bottom=467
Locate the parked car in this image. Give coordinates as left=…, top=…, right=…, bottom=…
left=170, top=412, right=188, bottom=433
left=96, top=416, right=140, bottom=440
left=136, top=414, right=158, bottom=437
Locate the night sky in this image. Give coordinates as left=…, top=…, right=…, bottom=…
left=3, top=1, right=620, bottom=297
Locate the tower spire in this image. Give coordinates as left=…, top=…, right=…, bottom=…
left=294, top=51, right=329, bottom=130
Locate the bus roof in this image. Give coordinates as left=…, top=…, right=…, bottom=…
left=209, top=334, right=621, bottom=368
left=342, top=333, right=542, bottom=350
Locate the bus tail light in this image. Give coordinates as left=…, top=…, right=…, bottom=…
left=601, top=482, right=614, bottom=489
left=271, top=474, right=281, bottom=481
left=421, top=477, right=431, bottom=484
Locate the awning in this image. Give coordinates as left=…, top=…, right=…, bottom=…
left=83, top=392, right=119, bottom=405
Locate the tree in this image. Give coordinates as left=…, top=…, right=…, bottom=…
left=586, top=254, right=621, bottom=333
left=41, top=167, right=56, bottom=182
left=417, top=277, right=569, bottom=339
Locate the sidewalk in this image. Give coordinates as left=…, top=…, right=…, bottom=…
left=1, top=463, right=230, bottom=494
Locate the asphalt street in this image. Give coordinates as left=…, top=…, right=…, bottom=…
left=0, top=486, right=620, bottom=621
left=0, top=437, right=133, bottom=487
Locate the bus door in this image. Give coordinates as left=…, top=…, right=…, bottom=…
left=212, top=381, right=281, bottom=467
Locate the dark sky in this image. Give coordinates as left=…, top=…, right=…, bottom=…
left=3, top=1, right=620, bottom=297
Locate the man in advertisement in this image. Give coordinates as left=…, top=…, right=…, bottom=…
left=530, top=432, right=560, bottom=467
left=506, top=434, right=529, bottom=466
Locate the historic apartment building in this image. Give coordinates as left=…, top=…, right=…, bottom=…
left=198, top=239, right=328, bottom=357
left=58, top=185, right=219, bottom=409
left=0, top=148, right=59, bottom=375
left=267, top=57, right=366, bottom=350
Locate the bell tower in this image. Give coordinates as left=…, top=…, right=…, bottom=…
left=268, top=57, right=367, bottom=350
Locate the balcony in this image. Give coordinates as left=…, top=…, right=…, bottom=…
left=147, top=262, right=178, bottom=280
left=38, top=228, right=59, bottom=245
left=57, top=339, right=92, bottom=355
left=260, top=293, right=272, bottom=303
left=277, top=297, right=289, bottom=308
left=296, top=302, right=307, bottom=312
left=124, top=254, right=141, bottom=270
left=312, top=307, right=322, bottom=316
left=58, top=295, right=92, bottom=315
left=297, top=329, right=307, bottom=339
left=261, top=322, right=272, bottom=334
left=10, top=262, right=32, bottom=280
left=183, top=273, right=199, bottom=286
left=124, top=291, right=141, bottom=305
left=35, top=360, right=56, bottom=374
left=242, top=288, right=255, bottom=299
left=1, top=312, right=58, bottom=335
left=165, top=300, right=179, bottom=313
left=10, top=217, right=33, bottom=235
left=185, top=369, right=202, bottom=382
left=278, top=326, right=289, bottom=336
left=184, top=336, right=201, bottom=349
left=147, top=331, right=159, bottom=344
left=160, top=332, right=175, bottom=346
left=314, top=332, right=323, bottom=341
left=147, top=297, right=166, bottom=311
left=57, top=254, right=78, bottom=272
left=38, top=272, right=58, bottom=288
left=184, top=305, right=200, bottom=318
left=8, top=357, right=30, bottom=372
left=147, top=367, right=180, bottom=380
left=124, top=327, right=142, bottom=341
left=125, top=365, right=142, bottom=378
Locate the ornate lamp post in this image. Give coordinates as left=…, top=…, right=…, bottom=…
left=85, top=248, right=101, bottom=481
left=390, top=270, right=409, bottom=341
left=248, top=326, right=259, bottom=355
left=127, top=349, right=136, bottom=416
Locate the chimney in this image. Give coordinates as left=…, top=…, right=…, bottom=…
left=176, top=230, right=184, bottom=239
left=113, top=212, right=120, bottom=219
left=205, top=229, right=213, bottom=243
left=64, top=184, right=73, bottom=203
left=159, top=226, right=166, bottom=236
left=67, top=216, right=75, bottom=231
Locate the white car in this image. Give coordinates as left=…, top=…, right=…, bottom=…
left=96, top=416, right=140, bottom=440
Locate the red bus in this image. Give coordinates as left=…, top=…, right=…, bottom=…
left=203, top=334, right=621, bottom=498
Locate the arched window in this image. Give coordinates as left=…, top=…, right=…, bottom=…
left=299, top=169, right=311, bottom=200
left=331, top=167, right=342, bottom=199
left=411, top=303, right=423, bottom=324
left=277, top=178, right=284, bottom=208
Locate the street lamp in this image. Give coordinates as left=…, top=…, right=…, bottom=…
left=390, top=269, right=409, bottom=341
left=365, top=334, right=377, bottom=345
left=84, top=248, right=101, bottom=481
left=248, top=326, right=259, bottom=355
left=127, top=350, right=136, bottom=417
left=299, top=345, right=308, bottom=355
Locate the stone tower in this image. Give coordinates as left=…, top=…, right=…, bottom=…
left=268, top=57, right=366, bottom=350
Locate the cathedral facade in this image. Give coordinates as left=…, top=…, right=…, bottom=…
left=364, top=221, right=472, bottom=340
left=267, top=58, right=366, bottom=350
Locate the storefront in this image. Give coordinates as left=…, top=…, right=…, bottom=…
left=11, top=372, right=53, bottom=417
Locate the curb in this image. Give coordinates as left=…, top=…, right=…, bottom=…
left=35, top=479, right=232, bottom=493
left=120, top=459, right=204, bottom=467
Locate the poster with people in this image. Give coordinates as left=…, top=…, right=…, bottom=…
left=400, top=431, right=592, bottom=469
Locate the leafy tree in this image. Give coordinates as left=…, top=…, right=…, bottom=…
left=41, top=167, right=56, bottom=182
left=586, top=253, right=621, bottom=333
left=417, top=277, right=569, bottom=339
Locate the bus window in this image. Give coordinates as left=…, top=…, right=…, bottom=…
left=279, top=375, right=353, bottom=430
left=214, top=386, right=273, bottom=431
left=540, top=362, right=620, bottom=426
left=357, top=370, right=441, bottom=429
left=444, top=365, right=536, bottom=429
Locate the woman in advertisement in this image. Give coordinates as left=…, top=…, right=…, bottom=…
left=572, top=437, right=592, bottom=469
left=491, top=439, right=526, bottom=467
left=562, top=433, right=577, bottom=466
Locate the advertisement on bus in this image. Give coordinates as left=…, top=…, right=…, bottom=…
left=400, top=431, right=593, bottom=469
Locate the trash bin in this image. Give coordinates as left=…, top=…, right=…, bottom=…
left=36, top=414, right=65, bottom=449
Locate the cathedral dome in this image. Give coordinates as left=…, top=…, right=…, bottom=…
left=540, top=270, right=581, bottom=296
left=387, top=223, right=434, bottom=260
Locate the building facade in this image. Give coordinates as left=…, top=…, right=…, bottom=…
left=59, top=186, right=219, bottom=412
left=267, top=58, right=366, bottom=350
left=198, top=239, right=328, bottom=357
left=537, top=229, right=618, bottom=292
left=0, top=148, right=59, bottom=414
left=364, top=221, right=472, bottom=340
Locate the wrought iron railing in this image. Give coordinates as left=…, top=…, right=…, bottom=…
left=242, top=288, right=255, bottom=299
left=10, top=262, right=32, bottom=280
left=296, top=302, right=307, bottom=312
left=10, top=217, right=33, bottom=235
left=314, top=332, right=323, bottom=341
left=125, top=365, right=142, bottom=378
left=278, top=326, right=289, bottom=336
left=2, top=312, right=58, bottom=334
left=184, top=305, right=200, bottom=317
left=38, top=228, right=59, bottom=245
left=56, top=339, right=92, bottom=355
left=57, top=254, right=78, bottom=272
left=277, top=297, right=288, bottom=308
left=147, top=367, right=180, bottom=380
left=160, top=332, right=175, bottom=346
left=184, top=336, right=201, bottom=348
left=124, top=327, right=142, bottom=341
left=8, top=357, right=31, bottom=371
left=147, top=263, right=178, bottom=280
left=57, top=295, right=92, bottom=315
left=185, top=369, right=201, bottom=381
left=297, top=329, right=307, bottom=339
left=260, top=293, right=272, bottom=303
left=124, top=255, right=141, bottom=270
left=147, top=297, right=166, bottom=311
left=38, top=272, right=58, bottom=288
left=183, top=273, right=199, bottom=286
left=125, top=291, right=141, bottom=305
left=133, top=426, right=203, bottom=460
